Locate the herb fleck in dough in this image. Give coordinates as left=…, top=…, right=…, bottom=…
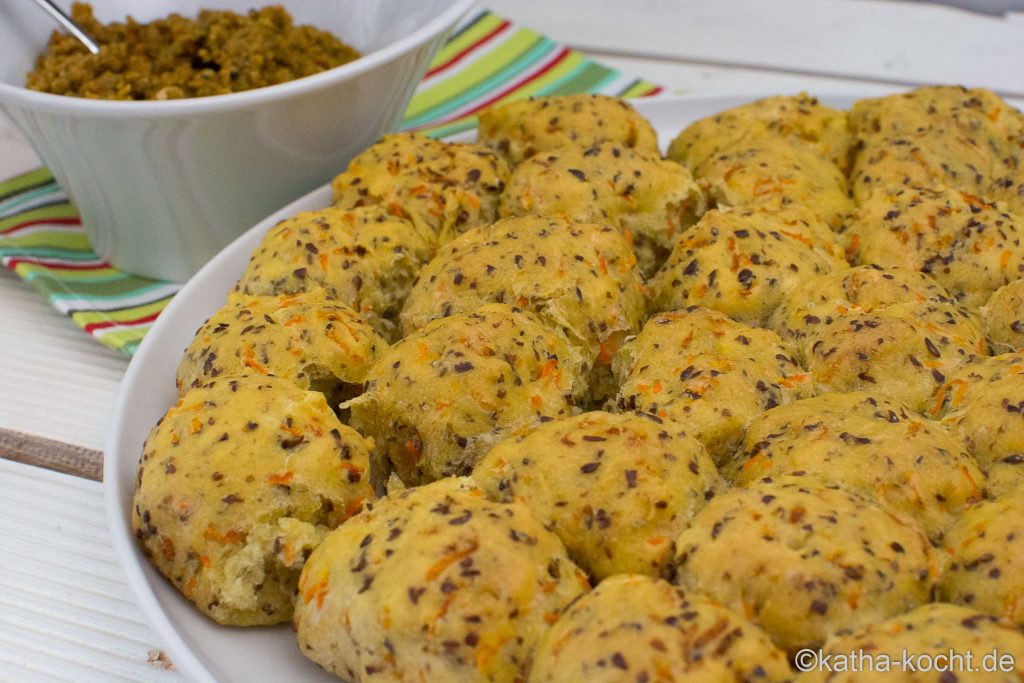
left=769, top=265, right=986, bottom=411
left=934, top=353, right=1024, bottom=496
left=132, top=375, right=373, bottom=626
left=849, top=86, right=1024, bottom=202
left=802, top=603, right=1024, bottom=683
left=727, top=391, right=985, bottom=540
left=982, top=279, right=1024, bottom=353
left=939, top=490, right=1024, bottom=628
left=844, top=186, right=1024, bottom=308
left=649, top=206, right=846, bottom=327
left=331, top=133, right=509, bottom=245
left=612, top=307, right=813, bottom=464
left=769, top=264, right=984, bottom=353
left=294, top=477, right=589, bottom=683
left=349, top=304, right=586, bottom=486
left=176, top=290, right=385, bottom=405
left=673, top=478, right=936, bottom=653
left=400, top=215, right=645, bottom=402
left=235, top=206, right=434, bottom=339
left=668, top=93, right=853, bottom=172
left=474, top=410, right=722, bottom=579
left=529, top=574, right=792, bottom=683
left=478, top=93, right=659, bottom=167
left=500, top=141, right=706, bottom=276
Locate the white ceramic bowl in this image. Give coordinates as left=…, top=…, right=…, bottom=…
left=0, top=0, right=476, bottom=281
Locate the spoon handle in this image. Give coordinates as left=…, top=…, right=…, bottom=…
left=29, top=0, right=100, bottom=54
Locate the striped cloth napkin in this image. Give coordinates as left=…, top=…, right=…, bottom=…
left=0, top=10, right=661, bottom=356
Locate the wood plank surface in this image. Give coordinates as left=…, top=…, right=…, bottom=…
left=0, top=459, right=183, bottom=683
left=0, top=274, right=128, bottom=453
left=487, top=0, right=1024, bottom=95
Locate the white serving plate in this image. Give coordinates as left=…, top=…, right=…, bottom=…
left=105, top=91, right=890, bottom=682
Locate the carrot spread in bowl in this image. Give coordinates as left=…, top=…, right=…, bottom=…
left=26, top=3, right=360, bottom=100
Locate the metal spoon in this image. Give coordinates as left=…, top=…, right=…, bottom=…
left=28, top=0, right=100, bottom=54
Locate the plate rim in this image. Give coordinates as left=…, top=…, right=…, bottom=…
left=103, top=88, right=893, bottom=682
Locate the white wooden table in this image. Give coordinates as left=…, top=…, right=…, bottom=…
left=2, top=1, right=1023, bottom=680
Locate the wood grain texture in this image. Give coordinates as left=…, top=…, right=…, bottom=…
left=595, top=55, right=895, bottom=96
left=488, top=0, right=1024, bottom=96
left=0, top=459, right=182, bottom=683
left=0, top=273, right=129, bottom=452
left=0, top=428, right=103, bottom=481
